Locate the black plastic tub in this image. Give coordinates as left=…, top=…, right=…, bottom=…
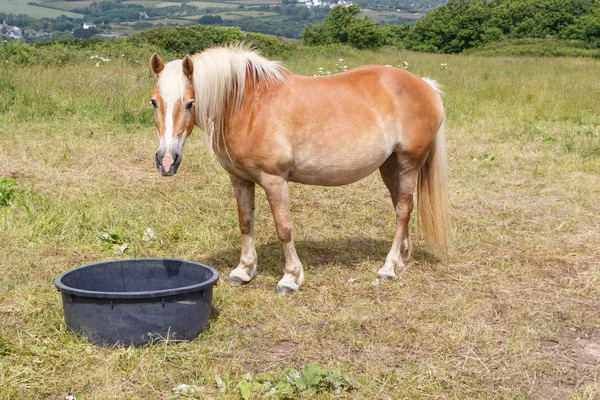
left=54, top=258, right=219, bottom=346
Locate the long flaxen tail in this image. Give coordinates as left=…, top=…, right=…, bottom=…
left=417, top=83, right=449, bottom=254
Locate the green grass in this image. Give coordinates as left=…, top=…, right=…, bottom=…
left=0, top=46, right=599, bottom=399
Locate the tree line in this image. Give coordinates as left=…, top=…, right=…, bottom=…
left=303, top=0, right=600, bottom=51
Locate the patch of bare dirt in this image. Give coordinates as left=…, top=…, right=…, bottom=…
left=239, top=341, right=298, bottom=372
left=533, top=328, right=600, bottom=399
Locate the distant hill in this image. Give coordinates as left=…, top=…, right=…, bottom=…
left=0, top=0, right=447, bottom=41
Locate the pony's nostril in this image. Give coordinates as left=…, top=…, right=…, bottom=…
left=173, top=153, right=179, bottom=164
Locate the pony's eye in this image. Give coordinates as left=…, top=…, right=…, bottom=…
left=150, top=99, right=158, bottom=108
left=185, top=100, right=195, bottom=111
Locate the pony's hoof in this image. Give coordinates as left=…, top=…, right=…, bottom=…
left=376, top=272, right=397, bottom=280
left=228, top=276, right=247, bottom=286
left=276, top=285, right=298, bottom=295
left=377, top=263, right=399, bottom=280
left=276, top=274, right=300, bottom=295
left=375, top=274, right=408, bottom=287
left=228, top=266, right=255, bottom=286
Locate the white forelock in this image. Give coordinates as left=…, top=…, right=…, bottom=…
left=158, top=59, right=187, bottom=104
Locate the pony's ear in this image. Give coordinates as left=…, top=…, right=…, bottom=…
left=182, top=55, right=194, bottom=80
left=150, top=53, right=164, bottom=77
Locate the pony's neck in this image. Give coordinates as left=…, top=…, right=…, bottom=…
left=191, top=45, right=285, bottom=155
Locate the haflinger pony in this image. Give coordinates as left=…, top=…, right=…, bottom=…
left=149, top=44, right=449, bottom=294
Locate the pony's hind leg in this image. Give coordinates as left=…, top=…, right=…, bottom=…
left=260, top=174, right=304, bottom=295
left=228, top=174, right=258, bottom=285
left=377, top=153, right=419, bottom=279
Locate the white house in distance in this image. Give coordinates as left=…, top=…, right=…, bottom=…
left=331, top=0, right=353, bottom=8
left=83, top=22, right=96, bottom=30
left=298, top=0, right=353, bottom=9
left=1, top=21, right=22, bottom=39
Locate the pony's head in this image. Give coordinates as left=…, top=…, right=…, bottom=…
left=149, top=53, right=195, bottom=176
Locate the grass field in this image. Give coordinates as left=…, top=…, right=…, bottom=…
left=44, top=0, right=112, bottom=11
left=223, top=10, right=278, bottom=17
left=44, top=1, right=95, bottom=11
left=121, top=18, right=190, bottom=26
left=122, top=0, right=164, bottom=7
left=0, top=46, right=599, bottom=399
left=182, top=11, right=279, bottom=20
left=0, top=0, right=83, bottom=18
left=188, top=1, right=241, bottom=9
left=360, top=10, right=423, bottom=22
left=223, top=0, right=285, bottom=4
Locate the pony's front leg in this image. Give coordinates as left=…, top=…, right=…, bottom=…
left=261, top=174, right=304, bottom=295
left=228, top=174, right=258, bottom=285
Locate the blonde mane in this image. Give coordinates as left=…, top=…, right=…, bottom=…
left=191, top=44, right=286, bottom=155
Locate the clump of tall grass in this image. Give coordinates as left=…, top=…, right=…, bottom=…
left=0, top=177, right=17, bottom=207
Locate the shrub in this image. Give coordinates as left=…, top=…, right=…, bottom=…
left=133, top=21, right=154, bottom=30
left=198, top=15, right=223, bottom=25
left=73, top=27, right=98, bottom=39
left=302, top=23, right=335, bottom=46
left=243, top=33, right=294, bottom=57
left=381, top=23, right=411, bottom=46
left=348, top=19, right=385, bottom=49
left=561, top=12, right=600, bottom=46
left=0, top=41, right=37, bottom=65
left=406, top=0, right=494, bottom=53
left=127, top=25, right=245, bottom=57
left=303, top=5, right=386, bottom=50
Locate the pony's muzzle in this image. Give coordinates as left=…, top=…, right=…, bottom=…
left=155, top=150, right=181, bottom=176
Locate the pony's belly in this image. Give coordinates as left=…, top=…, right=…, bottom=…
left=289, top=152, right=389, bottom=186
